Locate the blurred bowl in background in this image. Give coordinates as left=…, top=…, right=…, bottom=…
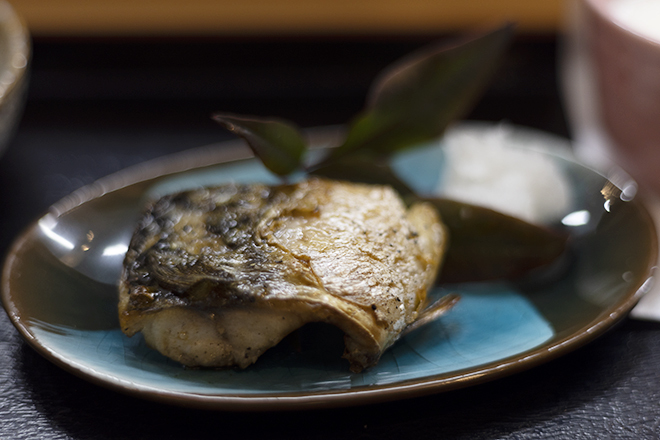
left=0, top=0, right=29, bottom=160
left=561, top=0, right=660, bottom=195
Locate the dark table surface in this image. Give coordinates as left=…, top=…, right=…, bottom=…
left=2, top=35, right=660, bottom=439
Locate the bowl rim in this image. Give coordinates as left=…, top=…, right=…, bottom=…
left=0, top=0, right=30, bottom=101
left=585, top=0, right=660, bottom=49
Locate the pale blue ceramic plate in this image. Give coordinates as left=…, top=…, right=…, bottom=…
left=2, top=124, right=656, bottom=410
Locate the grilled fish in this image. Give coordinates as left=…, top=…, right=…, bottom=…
left=119, top=177, right=447, bottom=372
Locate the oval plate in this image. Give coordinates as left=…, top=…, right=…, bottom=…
left=2, top=124, right=657, bottom=411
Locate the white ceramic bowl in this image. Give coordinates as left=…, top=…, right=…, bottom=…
left=0, top=0, right=29, bottom=159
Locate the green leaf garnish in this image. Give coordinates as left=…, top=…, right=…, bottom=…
left=212, top=113, right=307, bottom=176
left=213, top=24, right=514, bottom=172
left=211, top=24, right=571, bottom=283
left=322, top=24, right=514, bottom=163
left=425, top=198, right=569, bottom=283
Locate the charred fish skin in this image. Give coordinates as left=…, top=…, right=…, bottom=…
left=119, top=178, right=447, bottom=372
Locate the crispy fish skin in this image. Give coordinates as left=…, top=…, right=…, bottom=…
left=119, top=178, right=446, bottom=372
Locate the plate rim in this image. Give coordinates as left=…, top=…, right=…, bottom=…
left=2, top=124, right=657, bottom=411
